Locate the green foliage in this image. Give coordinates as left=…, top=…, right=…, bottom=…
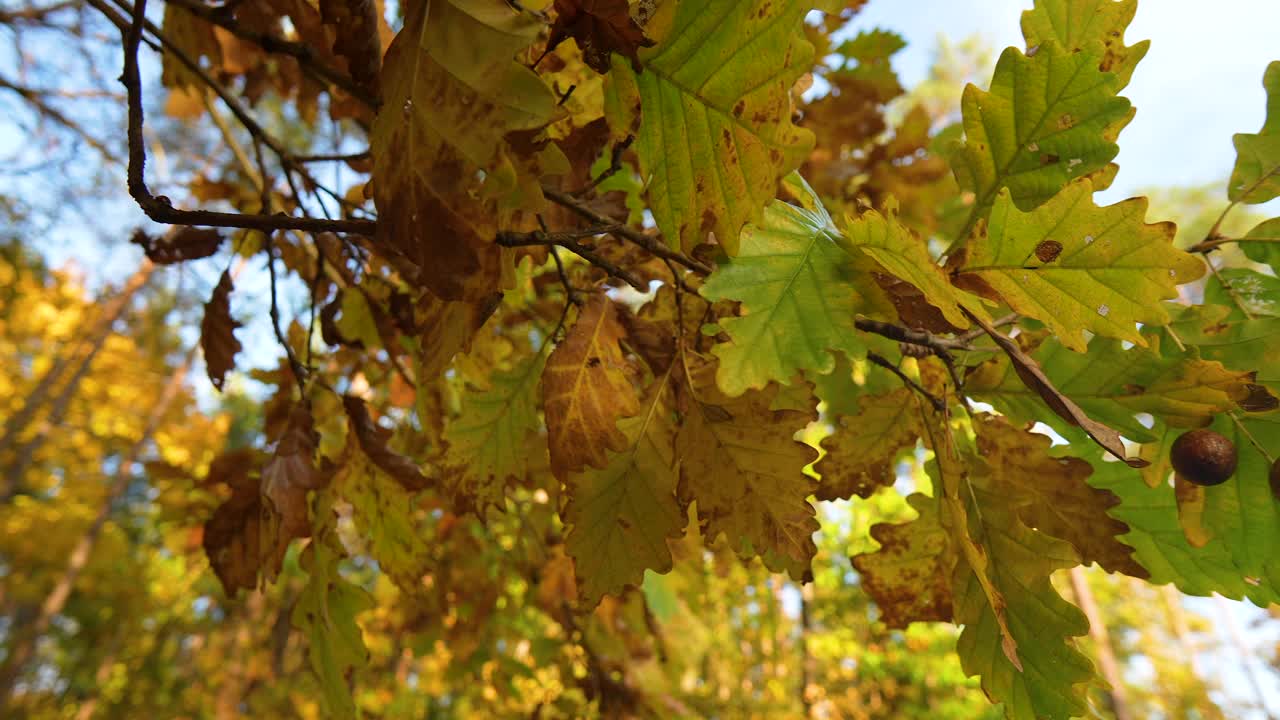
left=3, top=0, right=1279, bottom=718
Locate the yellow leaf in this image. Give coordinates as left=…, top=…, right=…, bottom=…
left=677, top=355, right=819, bottom=580
left=543, top=293, right=641, bottom=477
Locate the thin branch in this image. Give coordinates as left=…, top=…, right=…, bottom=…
left=496, top=229, right=647, bottom=292
left=867, top=351, right=945, bottom=412
left=0, top=1, right=77, bottom=23
left=111, top=0, right=376, bottom=236
left=855, top=316, right=970, bottom=358
left=290, top=151, right=371, bottom=164
left=0, top=73, right=116, bottom=161
left=541, top=185, right=712, bottom=275
left=1188, top=235, right=1280, bottom=253
left=572, top=134, right=634, bottom=197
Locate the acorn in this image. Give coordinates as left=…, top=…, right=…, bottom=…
left=1270, top=458, right=1280, bottom=502
left=1170, top=429, right=1237, bottom=487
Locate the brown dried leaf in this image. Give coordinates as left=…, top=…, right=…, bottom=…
left=548, top=0, right=655, bottom=74
left=816, top=388, right=922, bottom=500
left=262, top=403, right=326, bottom=562
left=320, top=0, right=383, bottom=98
left=851, top=493, right=954, bottom=627
left=201, top=270, right=242, bottom=391
left=974, top=414, right=1147, bottom=577
left=342, top=395, right=429, bottom=490
left=130, top=227, right=223, bottom=265
left=543, top=292, right=641, bottom=477
left=677, top=355, right=819, bottom=581
left=201, top=449, right=278, bottom=596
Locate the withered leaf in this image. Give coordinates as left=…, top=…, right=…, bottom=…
left=261, top=403, right=326, bottom=561
left=201, top=270, right=243, bottom=391
left=816, top=388, right=922, bottom=501
left=201, top=449, right=278, bottom=596
left=131, top=227, right=224, bottom=265
left=973, top=414, right=1147, bottom=577
left=548, top=0, right=655, bottom=74
left=320, top=0, right=383, bottom=99
left=342, top=395, right=429, bottom=490
left=677, top=355, right=820, bottom=581
left=851, top=493, right=954, bottom=628
left=542, top=292, right=641, bottom=477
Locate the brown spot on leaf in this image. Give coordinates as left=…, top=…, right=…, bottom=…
left=1034, top=240, right=1063, bottom=263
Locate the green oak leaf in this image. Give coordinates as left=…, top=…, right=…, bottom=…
left=1166, top=303, right=1280, bottom=398
left=953, top=464, right=1095, bottom=720
left=840, top=200, right=990, bottom=329
left=1238, top=217, right=1280, bottom=276
left=967, top=335, right=1252, bottom=443
left=1085, top=438, right=1254, bottom=600
left=566, top=370, right=683, bottom=606
left=700, top=175, right=891, bottom=396
left=443, top=350, right=548, bottom=512
left=951, top=41, right=1131, bottom=229
left=1020, top=0, right=1149, bottom=89
left=604, top=0, right=815, bottom=255
left=958, top=179, right=1203, bottom=351
left=1203, top=412, right=1280, bottom=583
left=334, top=443, right=429, bottom=595
left=1228, top=61, right=1280, bottom=204
left=293, top=506, right=373, bottom=719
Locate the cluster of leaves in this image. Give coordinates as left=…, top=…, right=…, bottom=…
left=3, top=0, right=1280, bottom=717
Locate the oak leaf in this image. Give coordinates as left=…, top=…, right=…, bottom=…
left=542, top=293, right=640, bottom=477
left=951, top=40, right=1131, bottom=226
left=371, top=0, right=554, bottom=301
left=957, top=179, right=1202, bottom=351
left=1228, top=61, right=1280, bottom=204
left=699, top=174, right=893, bottom=396
left=320, top=0, right=383, bottom=98
left=260, top=404, right=326, bottom=586
left=973, top=414, right=1145, bottom=577
left=677, top=356, right=819, bottom=580
left=566, top=369, right=683, bottom=605
left=443, top=350, right=547, bottom=511
left=547, top=0, right=654, bottom=74
left=292, top=514, right=372, bottom=719
left=851, top=493, right=954, bottom=628
left=815, top=388, right=921, bottom=501
left=604, top=0, right=816, bottom=254
left=200, top=270, right=242, bottom=392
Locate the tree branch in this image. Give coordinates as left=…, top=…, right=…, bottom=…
left=541, top=186, right=712, bottom=275
left=112, top=0, right=376, bottom=236
left=496, top=228, right=647, bottom=292
left=866, top=351, right=945, bottom=411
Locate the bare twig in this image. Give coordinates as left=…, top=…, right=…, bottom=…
left=541, top=185, right=712, bottom=275
left=496, top=228, right=647, bottom=292
left=572, top=134, right=634, bottom=197
left=867, top=351, right=945, bottom=411
left=109, top=0, right=376, bottom=236
left=0, top=73, right=116, bottom=161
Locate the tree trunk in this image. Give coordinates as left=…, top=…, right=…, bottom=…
left=0, top=261, right=154, bottom=500
left=1068, top=567, right=1132, bottom=720
left=0, top=342, right=191, bottom=710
